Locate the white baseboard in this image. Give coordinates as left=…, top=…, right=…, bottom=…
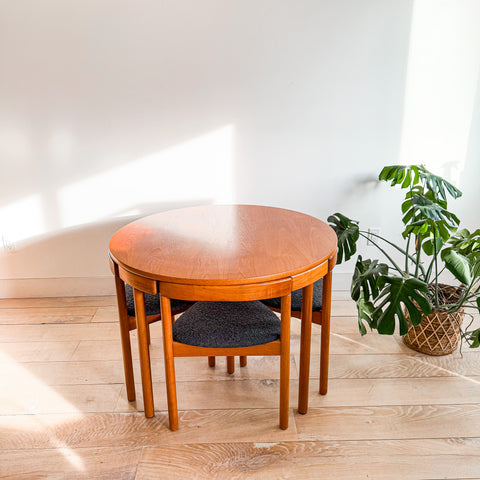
left=0, top=276, right=115, bottom=298
left=332, top=271, right=352, bottom=292
left=0, top=271, right=353, bottom=299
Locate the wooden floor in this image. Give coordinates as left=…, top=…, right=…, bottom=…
left=0, top=294, right=479, bottom=479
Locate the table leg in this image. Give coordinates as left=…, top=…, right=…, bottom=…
left=298, top=282, right=313, bottom=414
left=133, top=288, right=155, bottom=418
left=320, top=263, right=334, bottom=395
left=226, top=356, right=235, bottom=374
left=161, top=295, right=179, bottom=430
left=114, top=267, right=135, bottom=402
left=280, top=294, right=291, bottom=429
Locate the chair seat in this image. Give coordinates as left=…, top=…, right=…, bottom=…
left=172, top=301, right=281, bottom=348
left=125, top=284, right=193, bottom=317
left=261, top=278, right=323, bottom=312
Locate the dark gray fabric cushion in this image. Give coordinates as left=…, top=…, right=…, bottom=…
left=261, top=278, right=323, bottom=312
left=172, top=301, right=281, bottom=348
left=125, top=284, right=194, bottom=317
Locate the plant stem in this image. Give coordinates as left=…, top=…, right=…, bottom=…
left=414, top=235, right=422, bottom=277
left=360, top=230, right=426, bottom=277
left=359, top=233, right=407, bottom=277
left=433, top=229, right=439, bottom=308
left=405, top=235, right=411, bottom=275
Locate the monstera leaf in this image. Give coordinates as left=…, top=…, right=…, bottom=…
left=422, top=233, right=445, bottom=257
left=441, top=249, right=472, bottom=285
left=379, top=165, right=420, bottom=189
left=470, top=253, right=480, bottom=281
left=379, top=165, right=462, bottom=202
left=375, top=276, right=431, bottom=335
left=351, top=256, right=389, bottom=302
left=447, top=229, right=480, bottom=256
left=355, top=294, right=380, bottom=335
left=327, top=213, right=359, bottom=264
left=401, top=194, right=459, bottom=240
left=464, top=327, right=480, bottom=349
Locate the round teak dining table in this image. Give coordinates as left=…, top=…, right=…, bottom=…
left=109, top=204, right=337, bottom=418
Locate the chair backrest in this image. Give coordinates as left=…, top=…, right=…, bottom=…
left=159, top=277, right=292, bottom=303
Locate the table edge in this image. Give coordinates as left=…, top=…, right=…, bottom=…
left=109, top=249, right=337, bottom=286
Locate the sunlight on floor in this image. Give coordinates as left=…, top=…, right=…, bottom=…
left=0, top=348, right=85, bottom=470
left=411, top=355, right=480, bottom=385
left=0, top=348, right=81, bottom=414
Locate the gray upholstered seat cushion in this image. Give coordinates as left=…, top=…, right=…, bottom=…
left=125, top=284, right=194, bottom=317
left=172, top=301, right=281, bottom=348
left=261, top=278, right=323, bottom=312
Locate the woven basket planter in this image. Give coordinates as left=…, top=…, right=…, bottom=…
left=403, top=308, right=464, bottom=356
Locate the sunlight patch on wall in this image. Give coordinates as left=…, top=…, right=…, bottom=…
left=0, top=194, right=45, bottom=243
left=58, top=125, right=234, bottom=228
left=399, top=0, right=480, bottom=183
left=58, top=125, right=233, bottom=227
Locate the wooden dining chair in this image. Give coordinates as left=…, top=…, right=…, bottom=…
left=112, top=259, right=242, bottom=403
left=112, top=261, right=194, bottom=402
left=261, top=272, right=333, bottom=398
left=262, top=279, right=323, bottom=325
left=159, top=278, right=292, bottom=430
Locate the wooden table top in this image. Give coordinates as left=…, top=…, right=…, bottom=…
left=109, top=205, right=337, bottom=285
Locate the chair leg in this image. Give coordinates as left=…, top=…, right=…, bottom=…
left=226, top=356, right=235, bottom=374
left=114, top=272, right=136, bottom=402
left=208, top=356, right=216, bottom=367
left=240, top=356, right=247, bottom=367
left=279, top=294, right=291, bottom=430
left=320, top=267, right=333, bottom=395
left=134, top=289, right=155, bottom=418
left=160, top=296, right=179, bottom=430
left=312, top=310, right=322, bottom=326
left=146, top=322, right=151, bottom=346
left=298, top=283, right=313, bottom=414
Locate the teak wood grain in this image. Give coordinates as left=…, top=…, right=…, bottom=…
left=109, top=205, right=337, bottom=419
left=159, top=278, right=292, bottom=430
left=109, top=205, right=337, bottom=285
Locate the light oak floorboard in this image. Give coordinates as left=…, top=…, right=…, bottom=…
left=0, top=356, right=298, bottom=386
left=1, top=294, right=480, bottom=479
left=300, top=352, right=480, bottom=378
left=114, top=376, right=480, bottom=413
left=0, top=323, right=122, bottom=342
left=0, top=341, right=79, bottom=362
left=0, top=307, right=96, bottom=324
left=329, top=299, right=357, bottom=316
left=0, top=447, right=141, bottom=480
left=293, top=332, right=414, bottom=355
left=295, top=404, right=480, bottom=441
left=116, top=379, right=285, bottom=412
left=0, top=360, right=126, bottom=386
left=0, top=296, right=116, bottom=308
left=70, top=340, right=154, bottom=361
left=305, top=376, right=480, bottom=407
left=0, top=410, right=298, bottom=450
left=91, top=306, right=120, bottom=323
left=136, top=440, right=480, bottom=480
left=0, top=384, right=122, bottom=415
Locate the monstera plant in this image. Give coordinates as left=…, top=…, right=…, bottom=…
left=329, top=165, right=480, bottom=354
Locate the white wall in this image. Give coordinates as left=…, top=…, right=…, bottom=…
left=0, top=0, right=479, bottom=297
